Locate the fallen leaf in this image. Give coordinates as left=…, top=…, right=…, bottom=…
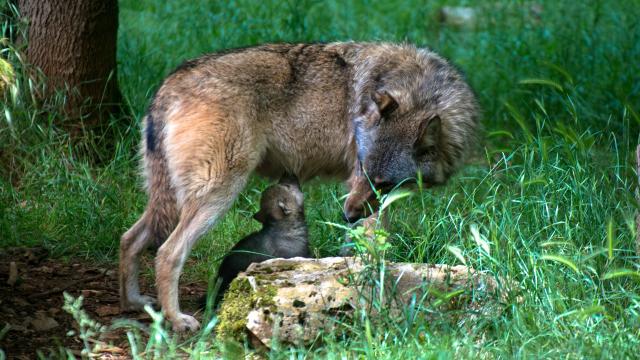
left=96, top=305, right=120, bottom=317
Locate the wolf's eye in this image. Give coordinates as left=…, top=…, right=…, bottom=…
left=416, top=146, right=437, bottom=158
left=380, top=101, right=398, bottom=119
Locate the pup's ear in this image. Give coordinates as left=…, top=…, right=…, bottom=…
left=277, top=201, right=291, bottom=217
left=253, top=208, right=267, bottom=223
left=279, top=174, right=300, bottom=189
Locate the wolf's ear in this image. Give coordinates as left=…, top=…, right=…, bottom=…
left=358, top=90, right=398, bottom=128
left=353, top=91, right=397, bottom=166
left=373, top=90, right=398, bottom=120
left=417, top=116, right=442, bottom=149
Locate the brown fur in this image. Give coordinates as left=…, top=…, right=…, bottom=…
left=119, top=42, right=479, bottom=331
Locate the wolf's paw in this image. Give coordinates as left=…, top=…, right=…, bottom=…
left=171, top=313, right=200, bottom=332
left=120, top=295, right=156, bottom=312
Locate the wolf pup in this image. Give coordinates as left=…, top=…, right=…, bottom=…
left=217, top=175, right=309, bottom=298
left=119, top=42, right=479, bottom=331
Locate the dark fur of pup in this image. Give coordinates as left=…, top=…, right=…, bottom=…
left=205, top=176, right=310, bottom=307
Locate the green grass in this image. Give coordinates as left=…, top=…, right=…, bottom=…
left=2, top=0, right=640, bottom=358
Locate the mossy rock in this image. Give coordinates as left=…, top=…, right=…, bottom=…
left=216, top=277, right=277, bottom=341
left=215, top=257, right=510, bottom=348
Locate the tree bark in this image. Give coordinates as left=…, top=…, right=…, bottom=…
left=17, top=0, right=120, bottom=125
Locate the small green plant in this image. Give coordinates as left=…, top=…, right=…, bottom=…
left=62, top=292, right=108, bottom=357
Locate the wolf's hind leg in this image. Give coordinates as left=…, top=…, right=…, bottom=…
left=119, top=211, right=157, bottom=311
left=155, top=178, right=247, bottom=332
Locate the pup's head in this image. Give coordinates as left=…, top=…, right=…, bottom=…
left=253, top=175, right=305, bottom=224
left=345, top=44, right=480, bottom=221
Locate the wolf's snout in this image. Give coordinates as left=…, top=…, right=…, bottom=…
left=343, top=194, right=379, bottom=223
left=373, top=177, right=395, bottom=192
left=342, top=207, right=363, bottom=223
left=342, top=195, right=365, bottom=223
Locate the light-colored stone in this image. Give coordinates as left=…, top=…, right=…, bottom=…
left=439, top=3, right=544, bottom=29
left=439, top=6, right=476, bottom=27
left=217, top=257, right=511, bottom=348
left=30, top=311, right=59, bottom=331
left=7, top=261, right=18, bottom=286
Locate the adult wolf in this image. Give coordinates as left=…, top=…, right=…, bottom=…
left=119, top=42, right=479, bottom=331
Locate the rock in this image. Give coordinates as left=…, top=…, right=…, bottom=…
left=439, top=3, right=544, bottom=29
left=24, top=247, right=48, bottom=264
left=439, top=6, right=476, bottom=28
left=8, top=323, right=29, bottom=333
left=529, top=3, right=543, bottom=19
left=30, top=311, right=59, bottom=331
left=216, top=257, right=511, bottom=348
left=48, top=307, right=61, bottom=316
left=13, top=297, right=30, bottom=308
left=37, top=265, right=54, bottom=274
left=7, top=261, right=18, bottom=286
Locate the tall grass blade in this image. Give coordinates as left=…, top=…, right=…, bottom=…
left=470, top=224, right=490, bottom=255
left=519, top=78, right=564, bottom=93
left=602, top=269, right=640, bottom=281
left=607, top=218, right=614, bottom=261
left=504, top=101, right=534, bottom=143
left=379, top=189, right=412, bottom=213
left=446, top=245, right=466, bottom=265
left=540, top=255, right=580, bottom=274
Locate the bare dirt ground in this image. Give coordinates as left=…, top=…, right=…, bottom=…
left=0, top=247, right=207, bottom=359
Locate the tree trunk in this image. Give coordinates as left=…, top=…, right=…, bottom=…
left=17, top=0, right=120, bottom=125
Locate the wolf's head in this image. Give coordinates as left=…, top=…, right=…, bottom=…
left=343, top=44, right=479, bottom=221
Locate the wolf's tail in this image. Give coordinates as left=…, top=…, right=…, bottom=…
left=142, top=113, right=179, bottom=249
